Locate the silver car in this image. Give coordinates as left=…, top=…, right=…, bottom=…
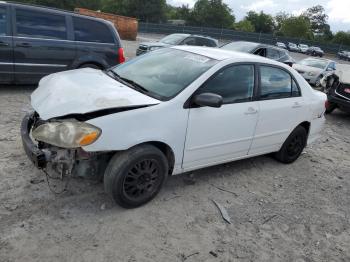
left=293, top=58, right=336, bottom=87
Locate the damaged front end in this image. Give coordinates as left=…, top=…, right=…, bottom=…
left=21, top=112, right=111, bottom=180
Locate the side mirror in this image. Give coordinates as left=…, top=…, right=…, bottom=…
left=193, top=93, right=223, bottom=108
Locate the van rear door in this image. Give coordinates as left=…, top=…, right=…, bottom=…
left=12, top=5, right=76, bottom=84
left=0, top=4, right=14, bottom=84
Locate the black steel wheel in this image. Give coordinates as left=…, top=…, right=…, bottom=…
left=274, top=126, right=307, bottom=164
left=104, top=145, right=168, bottom=208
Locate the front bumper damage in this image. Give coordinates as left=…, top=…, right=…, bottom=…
left=21, top=112, right=111, bottom=179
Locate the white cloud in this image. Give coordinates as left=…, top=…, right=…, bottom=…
left=327, top=0, right=350, bottom=23
left=167, top=0, right=196, bottom=7
left=240, top=0, right=277, bottom=11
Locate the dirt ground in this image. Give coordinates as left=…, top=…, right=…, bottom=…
left=0, top=35, right=350, bottom=262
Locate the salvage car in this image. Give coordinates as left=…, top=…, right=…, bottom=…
left=22, top=47, right=327, bottom=208
left=293, top=58, right=336, bottom=87
left=287, top=42, right=299, bottom=52
left=298, top=44, right=309, bottom=54
left=337, top=50, right=350, bottom=61
left=0, top=2, right=124, bottom=84
left=306, top=46, right=324, bottom=57
left=220, top=41, right=295, bottom=65
left=276, top=42, right=287, bottom=49
left=136, top=33, right=218, bottom=56
left=322, top=72, right=350, bottom=114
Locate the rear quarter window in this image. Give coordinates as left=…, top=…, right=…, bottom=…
left=73, top=17, right=114, bottom=44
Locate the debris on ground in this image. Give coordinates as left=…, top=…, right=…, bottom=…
left=212, top=199, right=231, bottom=224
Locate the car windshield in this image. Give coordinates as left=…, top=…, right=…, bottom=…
left=111, top=48, right=218, bottom=100
left=299, top=58, right=328, bottom=69
left=160, top=34, right=187, bottom=45
left=220, top=41, right=258, bottom=53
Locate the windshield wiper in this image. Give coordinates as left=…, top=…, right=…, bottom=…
left=117, top=76, right=149, bottom=94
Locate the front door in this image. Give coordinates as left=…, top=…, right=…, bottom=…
left=12, top=6, right=75, bottom=84
left=183, top=64, right=259, bottom=170
left=0, top=5, right=14, bottom=84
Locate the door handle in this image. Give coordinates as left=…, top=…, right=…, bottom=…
left=245, top=107, right=258, bottom=115
left=292, top=102, right=302, bottom=108
left=16, top=42, right=32, bottom=48
left=0, top=41, right=9, bottom=47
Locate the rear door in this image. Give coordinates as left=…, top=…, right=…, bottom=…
left=249, top=65, right=305, bottom=155
left=12, top=6, right=75, bottom=84
left=73, top=17, right=119, bottom=68
left=0, top=4, right=14, bottom=84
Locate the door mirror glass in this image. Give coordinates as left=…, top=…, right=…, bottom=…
left=193, top=93, right=223, bottom=108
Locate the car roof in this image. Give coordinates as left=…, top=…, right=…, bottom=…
left=224, top=41, right=286, bottom=52
left=172, top=46, right=283, bottom=64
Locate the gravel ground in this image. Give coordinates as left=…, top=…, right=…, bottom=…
left=0, top=34, right=350, bottom=262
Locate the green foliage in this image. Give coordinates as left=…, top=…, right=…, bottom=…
left=166, top=4, right=191, bottom=21
left=188, top=0, right=235, bottom=28
left=333, top=31, right=350, bottom=46
left=280, top=16, right=312, bottom=39
left=245, top=11, right=274, bottom=33
left=234, top=20, right=255, bottom=32
left=302, top=5, right=329, bottom=35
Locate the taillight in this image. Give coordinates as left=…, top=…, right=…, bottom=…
left=118, top=47, right=125, bottom=64
left=325, top=100, right=330, bottom=109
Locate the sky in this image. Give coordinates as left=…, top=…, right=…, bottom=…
left=167, top=0, right=350, bottom=32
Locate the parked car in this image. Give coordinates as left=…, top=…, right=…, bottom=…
left=323, top=71, right=350, bottom=114
left=220, top=41, right=295, bottom=66
left=22, top=46, right=327, bottom=208
left=298, top=44, right=309, bottom=53
left=287, top=42, right=299, bottom=52
left=307, top=46, right=324, bottom=57
left=337, top=50, right=350, bottom=61
left=0, top=2, right=125, bottom=85
left=276, top=42, right=287, bottom=49
left=136, top=33, right=218, bottom=56
left=293, top=58, right=336, bottom=87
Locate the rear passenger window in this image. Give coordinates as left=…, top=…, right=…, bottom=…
left=182, top=37, right=196, bottom=46
left=16, top=8, right=67, bottom=40
left=196, top=38, right=216, bottom=47
left=73, top=17, right=114, bottom=43
left=260, top=66, right=300, bottom=99
left=0, top=7, right=6, bottom=36
left=198, top=65, right=255, bottom=104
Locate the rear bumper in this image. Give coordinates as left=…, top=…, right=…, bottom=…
left=21, top=113, right=47, bottom=169
left=328, top=94, right=350, bottom=113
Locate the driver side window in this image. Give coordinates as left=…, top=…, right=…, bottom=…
left=182, top=37, right=196, bottom=46
left=197, top=65, right=255, bottom=104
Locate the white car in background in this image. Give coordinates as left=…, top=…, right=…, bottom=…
left=298, top=44, right=309, bottom=53
left=293, top=58, right=336, bottom=87
left=21, top=47, right=327, bottom=208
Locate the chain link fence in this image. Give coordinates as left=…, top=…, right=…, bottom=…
left=139, top=22, right=349, bottom=55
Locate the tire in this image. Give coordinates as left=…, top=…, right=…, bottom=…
left=314, top=76, right=322, bottom=88
left=104, top=145, right=168, bottom=208
left=274, top=126, right=307, bottom=164
left=79, top=63, right=102, bottom=70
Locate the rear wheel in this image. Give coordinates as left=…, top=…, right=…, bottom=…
left=275, top=126, right=307, bottom=164
left=104, top=145, right=168, bottom=208
left=314, top=76, right=322, bottom=87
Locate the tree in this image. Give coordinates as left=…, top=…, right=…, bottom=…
left=245, top=11, right=274, bottom=33
left=188, top=0, right=235, bottom=28
left=333, top=31, right=350, bottom=46
left=280, top=16, right=312, bottom=39
left=234, top=20, right=255, bottom=32
left=302, top=5, right=329, bottom=35
left=166, top=4, right=191, bottom=21
left=274, top=12, right=289, bottom=32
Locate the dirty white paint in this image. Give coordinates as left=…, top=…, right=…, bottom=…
left=31, top=68, right=160, bottom=120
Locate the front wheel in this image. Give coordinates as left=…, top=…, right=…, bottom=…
left=104, top=145, right=168, bottom=208
left=274, top=126, right=307, bottom=164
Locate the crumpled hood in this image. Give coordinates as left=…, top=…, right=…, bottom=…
left=293, top=64, right=323, bottom=74
left=31, top=68, right=160, bottom=120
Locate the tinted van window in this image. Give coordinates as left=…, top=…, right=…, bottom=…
left=0, top=7, right=6, bottom=36
left=73, top=17, right=114, bottom=43
left=16, top=8, right=67, bottom=40
left=260, top=66, right=300, bottom=99
left=199, top=65, right=255, bottom=104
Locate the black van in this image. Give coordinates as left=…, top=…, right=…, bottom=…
left=0, top=2, right=125, bottom=84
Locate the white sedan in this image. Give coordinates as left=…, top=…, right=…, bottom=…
left=21, top=46, right=327, bottom=208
